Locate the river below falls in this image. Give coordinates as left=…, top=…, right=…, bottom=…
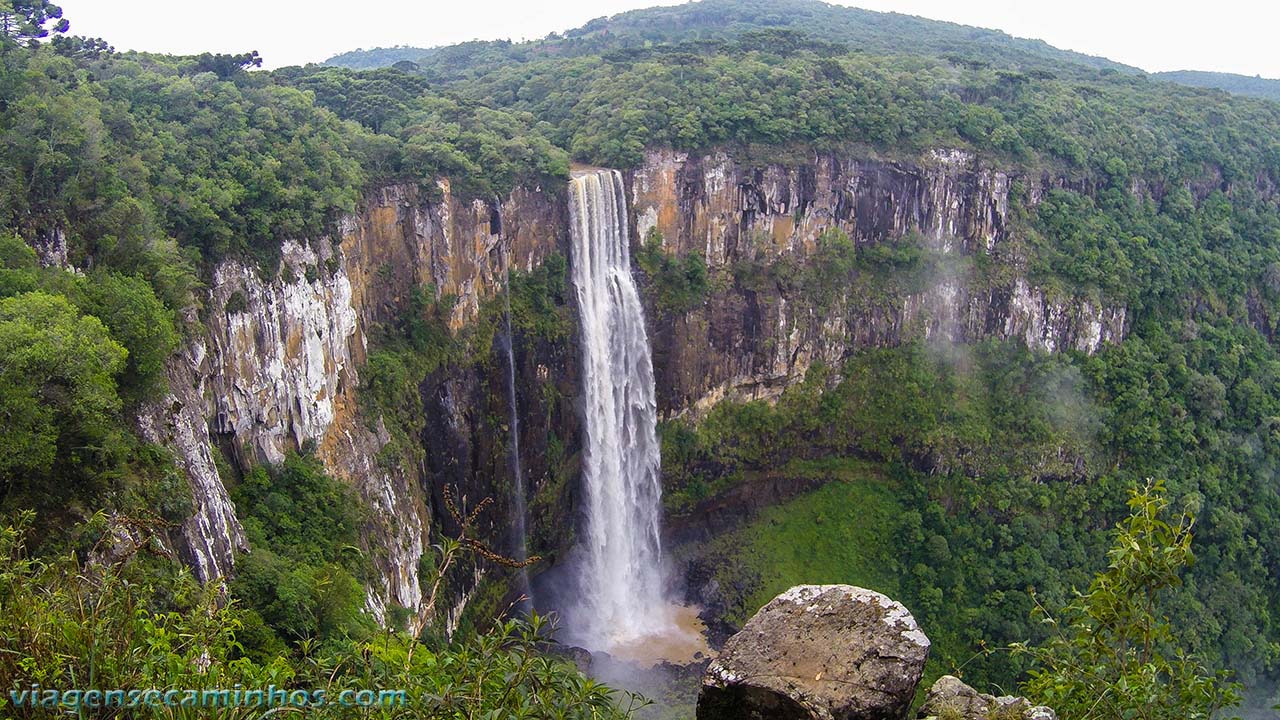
left=602, top=603, right=711, bottom=666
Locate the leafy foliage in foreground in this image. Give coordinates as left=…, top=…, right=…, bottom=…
left=1016, top=481, right=1241, bottom=720
left=5, top=0, right=1280, bottom=714
left=0, top=512, right=290, bottom=720
left=0, top=512, right=638, bottom=719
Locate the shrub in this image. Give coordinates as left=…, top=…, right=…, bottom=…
left=224, top=290, right=248, bottom=315
left=1014, top=480, right=1241, bottom=720
left=635, top=229, right=708, bottom=315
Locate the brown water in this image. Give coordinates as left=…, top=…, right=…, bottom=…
left=603, top=604, right=711, bottom=666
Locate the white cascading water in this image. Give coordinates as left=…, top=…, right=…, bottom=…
left=501, top=258, right=532, bottom=613
left=568, top=169, right=672, bottom=651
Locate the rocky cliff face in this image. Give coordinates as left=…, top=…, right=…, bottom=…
left=628, top=149, right=1128, bottom=417
left=137, top=340, right=246, bottom=583
left=152, top=146, right=1130, bottom=620
left=151, top=179, right=568, bottom=622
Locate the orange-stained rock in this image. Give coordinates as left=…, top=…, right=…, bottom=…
left=627, top=149, right=1126, bottom=421
left=153, top=180, right=566, bottom=622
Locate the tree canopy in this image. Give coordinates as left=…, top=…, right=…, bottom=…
left=0, top=0, right=67, bottom=47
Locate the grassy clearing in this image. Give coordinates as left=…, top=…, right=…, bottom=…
left=695, top=457, right=901, bottom=625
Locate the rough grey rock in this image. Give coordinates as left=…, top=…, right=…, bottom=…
left=147, top=180, right=566, bottom=620
left=697, top=584, right=930, bottom=720
left=916, top=675, right=1056, bottom=720
left=630, top=149, right=1129, bottom=422
left=136, top=338, right=246, bottom=583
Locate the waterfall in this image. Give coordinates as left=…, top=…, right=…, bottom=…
left=568, top=169, right=671, bottom=650
left=502, top=258, right=532, bottom=613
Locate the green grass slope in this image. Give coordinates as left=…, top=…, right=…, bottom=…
left=688, top=457, right=903, bottom=628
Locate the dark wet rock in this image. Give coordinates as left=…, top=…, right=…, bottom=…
left=540, top=643, right=594, bottom=673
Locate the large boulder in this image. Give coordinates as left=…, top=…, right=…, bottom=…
left=697, top=585, right=931, bottom=720
left=917, top=675, right=1056, bottom=720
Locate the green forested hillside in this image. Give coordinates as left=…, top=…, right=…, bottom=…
left=326, top=0, right=1133, bottom=77
left=1156, top=70, right=1280, bottom=102
left=3, top=0, right=1280, bottom=716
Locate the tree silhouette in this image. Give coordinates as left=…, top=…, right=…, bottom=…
left=0, top=0, right=68, bottom=47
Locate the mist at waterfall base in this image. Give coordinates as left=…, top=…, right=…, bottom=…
left=532, top=169, right=707, bottom=668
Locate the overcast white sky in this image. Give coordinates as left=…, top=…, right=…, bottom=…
left=56, top=0, right=1280, bottom=77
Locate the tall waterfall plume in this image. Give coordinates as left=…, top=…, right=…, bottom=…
left=567, top=169, right=672, bottom=650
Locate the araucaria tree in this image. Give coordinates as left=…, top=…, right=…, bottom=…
left=1015, top=480, right=1242, bottom=720
left=0, top=1, right=68, bottom=47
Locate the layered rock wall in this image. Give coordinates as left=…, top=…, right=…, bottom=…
left=628, top=149, right=1127, bottom=417
left=152, top=180, right=567, bottom=621
left=151, top=147, right=1130, bottom=618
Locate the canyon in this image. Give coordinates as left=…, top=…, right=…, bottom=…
left=145, top=146, right=1128, bottom=623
